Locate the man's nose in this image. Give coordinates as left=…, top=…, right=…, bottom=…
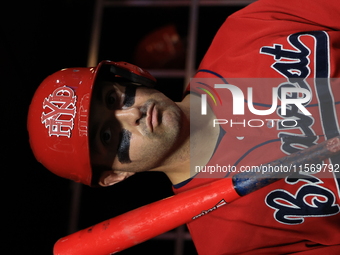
left=114, top=107, right=142, bottom=127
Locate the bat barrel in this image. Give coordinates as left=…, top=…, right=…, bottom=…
left=54, top=178, right=240, bottom=255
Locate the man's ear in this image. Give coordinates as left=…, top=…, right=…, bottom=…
left=98, top=171, right=135, bottom=187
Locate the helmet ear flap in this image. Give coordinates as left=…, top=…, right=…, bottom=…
left=109, top=61, right=156, bottom=88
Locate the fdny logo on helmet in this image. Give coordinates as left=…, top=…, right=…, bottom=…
left=41, top=86, right=77, bottom=138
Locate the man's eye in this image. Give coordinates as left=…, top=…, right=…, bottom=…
left=101, top=129, right=112, bottom=145
left=106, top=91, right=117, bottom=109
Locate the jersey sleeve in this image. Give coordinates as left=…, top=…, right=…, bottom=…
left=195, top=0, right=340, bottom=79
left=233, top=0, right=340, bottom=31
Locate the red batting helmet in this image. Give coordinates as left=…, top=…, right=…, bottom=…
left=27, top=60, right=156, bottom=186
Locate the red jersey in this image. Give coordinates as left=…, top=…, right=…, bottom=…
left=173, top=0, right=340, bottom=254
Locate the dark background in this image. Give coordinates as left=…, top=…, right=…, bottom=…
left=1, top=1, right=244, bottom=254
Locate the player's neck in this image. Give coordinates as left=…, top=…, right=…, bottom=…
left=159, top=95, right=191, bottom=184
left=161, top=94, right=220, bottom=185
left=188, top=93, right=220, bottom=174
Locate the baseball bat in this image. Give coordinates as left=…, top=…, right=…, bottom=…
left=53, top=135, right=340, bottom=255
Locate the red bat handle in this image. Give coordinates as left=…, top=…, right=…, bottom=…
left=53, top=136, right=340, bottom=255
left=54, top=178, right=239, bottom=255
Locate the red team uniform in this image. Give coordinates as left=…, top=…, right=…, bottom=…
left=173, top=0, right=340, bottom=254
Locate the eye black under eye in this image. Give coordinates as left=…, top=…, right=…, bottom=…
left=117, top=129, right=132, bottom=163
left=123, top=85, right=137, bottom=107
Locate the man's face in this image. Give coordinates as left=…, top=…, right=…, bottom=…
left=89, top=80, right=185, bottom=178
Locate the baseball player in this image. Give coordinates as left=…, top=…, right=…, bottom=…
left=28, top=0, right=340, bottom=254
